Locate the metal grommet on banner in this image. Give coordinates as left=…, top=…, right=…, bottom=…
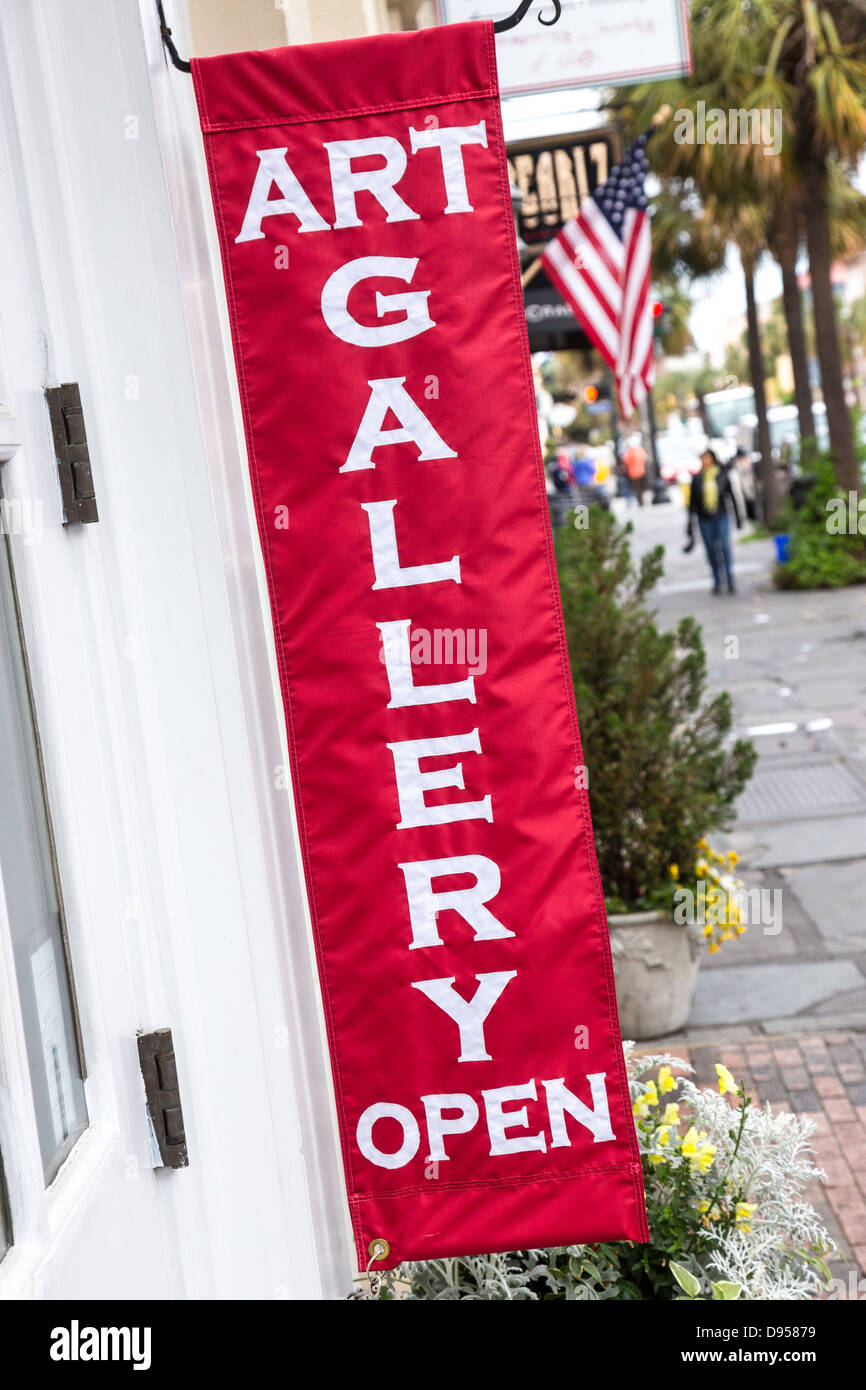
left=368, top=1237, right=390, bottom=1264
left=347, top=1238, right=391, bottom=1299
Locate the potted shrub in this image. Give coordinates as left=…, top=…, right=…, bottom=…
left=553, top=510, right=756, bottom=1038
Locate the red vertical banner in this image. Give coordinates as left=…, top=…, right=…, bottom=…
left=192, top=21, right=647, bottom=1269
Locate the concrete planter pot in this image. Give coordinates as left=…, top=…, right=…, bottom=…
left=608, top=910, right=701, bottom=1041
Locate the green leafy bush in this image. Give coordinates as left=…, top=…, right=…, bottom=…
left=774, top=455, right=866, bottom=590
left=554, top=509, right=756, bottom=909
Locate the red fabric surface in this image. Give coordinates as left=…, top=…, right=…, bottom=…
left=192, top=20, right=647, bottom=1271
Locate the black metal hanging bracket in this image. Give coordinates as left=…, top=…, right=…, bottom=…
left=156, top=1, right=562, bottom=73
left=494, top=2, right=562, bottom=35
left=156, top=0, right=191, bottom=72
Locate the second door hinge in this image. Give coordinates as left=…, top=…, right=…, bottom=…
left=137, top=1027, right=189, bottom=1169
left=45, top=382, right=99, bottom=524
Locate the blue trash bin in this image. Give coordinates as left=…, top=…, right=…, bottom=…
left=774, top=533, right=791, bottom=564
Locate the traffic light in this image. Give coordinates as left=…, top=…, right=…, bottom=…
left=652, top=298, right=669, bottom=342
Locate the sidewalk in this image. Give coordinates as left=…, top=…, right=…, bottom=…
left=623, top=493, right=866, bottom=1291
left=681, top=1033, right=866, bottom=1295
left=626, top=495, right=866, bottom=1038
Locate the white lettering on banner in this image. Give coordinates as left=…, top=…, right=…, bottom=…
left=356, top=1102, right=421, bottom=1169
left=321, top=256, right=434, bottom=347
left=233, top=121, right=620, bottom=1157
left=234, top=125, right=489, bottom=241
left=411, top=971, right=517, bottom=1061
left=408, top=122, right=488, bottom=213
left=386, top=729, right=493, bottom=829
left=398, top=854, right=513, bottom=949
left=483, top=1079, right=547, bottom=1156
left=543, top=1074, right=616, bottom=1145
left=341, top=378, right=457, bottom=472
left=377, top=620, right=476, bottom=708
left=325, top=136, right=420, bottom=228
left=235, top=147, right=330, bottom=241
left=422, top=1093, right=480, bottom=1160
left=361, top=500, right=461, bottom=590
left=354, top=1072, right=616, bottom=1169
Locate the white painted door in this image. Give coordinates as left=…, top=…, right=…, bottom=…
left=0, top=0, right=352, bottom=1300
left=0, top=36, right=179, bottom=1300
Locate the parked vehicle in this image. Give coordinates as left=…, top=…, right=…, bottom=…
left=655, top=430, right=706, bottom=483
left=736, top=402, right=830, bottom=462
left=702, top=385, right=757, bottom=442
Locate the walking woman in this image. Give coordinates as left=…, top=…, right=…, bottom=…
left=686, top=449, right=743, bottom=593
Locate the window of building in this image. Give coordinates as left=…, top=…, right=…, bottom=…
left=0, top=507, right=87, bottom=1185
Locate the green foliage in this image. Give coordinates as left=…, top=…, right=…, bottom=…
left=554, top=510, right=756, bottom=908
left=774, top=451, right=866, bottom=589
left=670, top=1262, right=742, bottom=1301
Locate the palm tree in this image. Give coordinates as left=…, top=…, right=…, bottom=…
left=614, top=0, right=866, bottom=493
left=767, top=199, right=816, bottom=442
left=650, top=175, right=781, bottom=517
left=612, top=0, right=787, bottom=516
left=772, top=0, right=866, bottom=490
left=769, top=162, right=866, bottom=445
left=719, top=197, right=780, bottom=522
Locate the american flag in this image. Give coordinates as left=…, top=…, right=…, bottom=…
left=542, top=135, right=654, bottom=419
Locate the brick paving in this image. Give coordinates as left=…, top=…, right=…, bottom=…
left=674, top=1030, right=866, bottom=1296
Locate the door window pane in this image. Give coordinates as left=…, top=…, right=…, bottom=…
left=0, top=1154, right=10, bottom=1259
left=0, top=525, right=86, bottom=1181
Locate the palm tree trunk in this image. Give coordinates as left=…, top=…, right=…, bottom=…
left=803, top=155, right=859, bottom=492
left=743, top=255, right=778, bottom=523
left=770, top=204, right=816, bottom=444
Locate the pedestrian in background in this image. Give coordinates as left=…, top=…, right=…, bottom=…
left=685, top=447, right=743, bottom=594
left=623, top=434, right=647, bottom=506
left=548, top=449, right=575, bottom=527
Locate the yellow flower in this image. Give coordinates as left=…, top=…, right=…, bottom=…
left=715, top=1063, right=738, bottom=1096
left=735, top=925, right=747, bottom=936
left=681, top=1126, right=700, bottom=1156
left=681, top=1127, right=715, bottom=1173
left=735, top=1201, right=755, bottom=1231
left=727, top=850, right=740, bottom=866
left=697, top=838, right=708, bottom=851
left=644, top=1081, right=659, bottom=1108
left=648, top=1153, right=665, bottom=1166
left=662, top=1103, right=680, bottom=1125
left=694, top=1144, right=716, bottom=1174
left=696, top=863, right=707, bottom=879
left=657, top=1066, right=676, bottom=1094
left=657, top=1125, right=671, bottom=1147
left=708, top=941, right=720, bottom=954
left=703, top=924, right=714, bottom=938
left=669, top=863, right=679, bottom=880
